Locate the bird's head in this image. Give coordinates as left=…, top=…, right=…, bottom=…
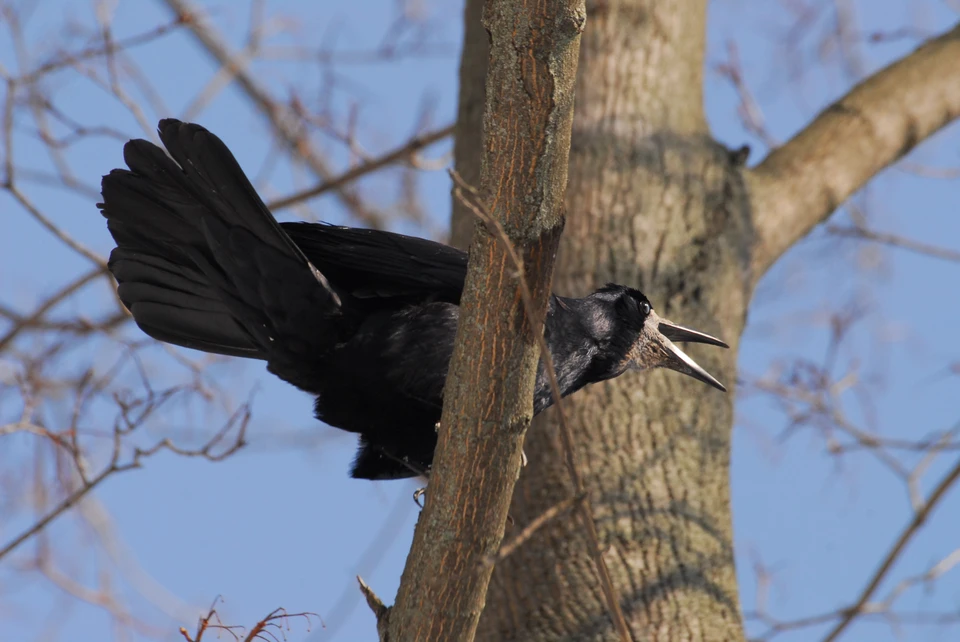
left=583, top=284, right=729, bottom=392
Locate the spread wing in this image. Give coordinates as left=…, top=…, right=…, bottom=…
left=281, top=223, right=467, bottom=306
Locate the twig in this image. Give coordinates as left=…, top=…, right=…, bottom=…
left=0, top=308, right=128, bottom=336
left=0, top=456, right=118, bottom=562
left=714, top=40, right=779, bottom=149
left=158, top=0, right=386, bottom=228
left=897, top=161, right=960, bottom=180
left=179, top=598, right=230, bottom=642
left=179, top=598, right=319, bottom=642
left=4, top=183, right=107, bottom=268
left=357, top=576, right=390, bottom=641
left=0, top=266, right=113, bottom=353
left=828, top=224, right=960, bottom=263
left=21, top=18, right=186, bottom=82
left=267, top=124, right=453, bottom=212
left=244, top=608, right=320, bottom=642
left=0, top=402, right=249, bottom=563
left=487, top=494, right=583, bottom=564
left=821, top=454, right=960, bottom=642
left=451, top=170, right=633, bottom=642
left=180, top=42, right=257, bottom=121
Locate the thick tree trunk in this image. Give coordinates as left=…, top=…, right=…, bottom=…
left=449, top=0, right=488, bottom=250
left=453, top=1, right=752, bottom=640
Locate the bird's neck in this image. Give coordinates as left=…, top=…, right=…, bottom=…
left=535, top=295, right=618, bottom=413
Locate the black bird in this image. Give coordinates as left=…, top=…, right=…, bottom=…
left=99, top=119, right=729, bottom=480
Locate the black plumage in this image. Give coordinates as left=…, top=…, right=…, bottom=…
left=99, top=119, right=728, bottom=480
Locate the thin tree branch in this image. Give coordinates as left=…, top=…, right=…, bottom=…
left=0, top=266, right=113, bottom=353
left=821, top=454, right=960, bottom=642
left=0, top=454, right=120, bottom=563
left=156, top=0, right=386, bottom=227
left=0, top=403, right=248, bottom=563
left=486, top=494, right=581, bottom=564
left=5, top=183, right=108, bottom=268
left=749, top=22, right=960, bottom=278
left=357, top=576, right=390, bottom=641
left=179, top=599, right=319, bottom=642
left=828, top=224, right=960, bottom=263
left=267, top=124, right=453, bottom=212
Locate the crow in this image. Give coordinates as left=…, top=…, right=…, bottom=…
left=99, top=119, right=728, bottom=480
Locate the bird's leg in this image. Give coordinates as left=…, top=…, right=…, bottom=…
left=411, top=421, right=439, bottom=507
left=413, top=457, right=432, bottom=507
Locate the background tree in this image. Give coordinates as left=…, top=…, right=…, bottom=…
left=2, top=1, right=959, bottom=641
left=464, top=2, right=960, bottom=640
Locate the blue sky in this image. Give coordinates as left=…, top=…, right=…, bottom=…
left=1, top=1, right=958, bottom=641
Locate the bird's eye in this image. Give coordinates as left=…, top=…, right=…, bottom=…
left=641, top=302, right=651, bottom=316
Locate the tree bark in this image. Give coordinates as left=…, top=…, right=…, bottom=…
left=449, top=0, right=489, bottom=250
left=385, top=1, right=586, bottom=640
left=475, top=2, right=750, bottom=640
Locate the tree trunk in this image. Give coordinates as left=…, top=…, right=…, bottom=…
left=455, top=1, right=753, bottom=639
left=449, top=0, right=488, bottom=250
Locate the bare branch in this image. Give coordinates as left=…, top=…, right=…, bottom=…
left=828, top=224, right=960, bottom=263
left=3, top=183, right=107, bottom=268
left=0, top=266, right=114, bottom=353
left=357, top=576, right=390, bottom=641
left=897, top=160, right=960, bottom=180
left=179, top=599, right=320, bottom=642
left=486, top=493, right=582, bottom=564
left=821, top=454, right=960, bottom=642
left=0, top=401, right=249, bottom=563
left=714, top=40, right=779, bottom=149
left=267, top=124, right=453, bottom=212
left=749, top=22, right=960, bottom=277
left=157, top=0, right=386, bottom=227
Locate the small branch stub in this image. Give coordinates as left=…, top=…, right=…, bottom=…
left=358, top=576, right=391, bottom=641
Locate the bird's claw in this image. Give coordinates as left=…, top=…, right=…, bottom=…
left=413, top=487, right=426, bottom=507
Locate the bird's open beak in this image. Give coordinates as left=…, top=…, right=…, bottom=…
left=631, top=316, right=729, bottom=392
left=658, top=321, right=730, bottom=349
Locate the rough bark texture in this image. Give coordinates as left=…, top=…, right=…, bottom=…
left=386, top=1, right=586, bottom=640
left=474, top=2, right=750, bottom=640
left=449, top=0, right=489, bottom=250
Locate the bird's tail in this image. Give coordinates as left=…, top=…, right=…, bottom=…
left=99, top=119, right=336, bottom=360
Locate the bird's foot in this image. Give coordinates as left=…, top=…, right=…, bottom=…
left=521, top=449, right=528, bottom=467
left=434, top=421, right=441, bottom=433
left=413, top=486, right=426, bottom=507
